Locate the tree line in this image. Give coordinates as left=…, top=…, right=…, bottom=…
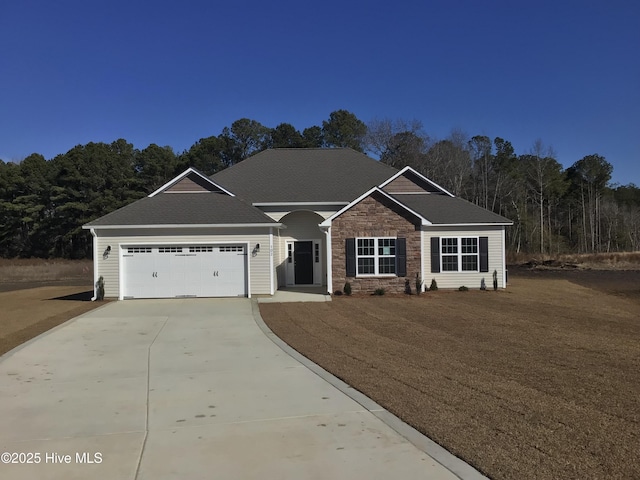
left=1, top=110, right=638, bottom=259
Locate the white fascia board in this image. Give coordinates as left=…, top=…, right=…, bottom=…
left=148, top=168, right=236, bottom=198
left=82, top=223, right=285, bottom=230
left=252, top=202, right=349, bottom=207
left=422, top=222, right=514, bottom=227
left=319, top=187, right=431, bottom=227
left=378, top=166, right=455, bottom=197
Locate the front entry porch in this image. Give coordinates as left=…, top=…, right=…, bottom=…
left=285, top=239, right=322, bottom=286
left=257, top=286, right=331, bottom=303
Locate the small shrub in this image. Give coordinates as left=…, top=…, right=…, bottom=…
left=480, top=278, right=487, bottom=290
left=458, top=285, right=469, bottom=291
left=96, top=276, right=105, bottom=301
left=373, top=288, right=385, bottom=296
left=429, top=278, right=438, bottom=291
left=343, top=282, right=352, bottom=296
left=333, top=290, right=343, bottom=296
left=415, top=273, right=423, bottom=295
left=493, top=270, right=498, bottom=291
left=404, top=279, right=412, bottom=295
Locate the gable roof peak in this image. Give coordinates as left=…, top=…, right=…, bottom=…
left=378, top=166, right=454, bottom=197
left=149, top=167, right=235, bottom=198
left=320, top=186, right=431, bottom=227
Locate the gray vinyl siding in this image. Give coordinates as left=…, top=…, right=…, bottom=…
left=95, top=227, right=272, bottom=298
left=422, top=225, right=506, bottom=289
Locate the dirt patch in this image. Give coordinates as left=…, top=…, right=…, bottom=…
left=259, top=272, right=640, bottom=480
left=507, top=251, right=640, bottom=270
left=509, top=265, right=640, bottom=303
left=0, top=286, right=108, bottom=356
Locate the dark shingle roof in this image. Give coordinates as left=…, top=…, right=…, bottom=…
left=211, top=148, right=398, bottom=203
left=391, top=193, right=512, bottom=225
left=85, top=193, right=277, bottom=227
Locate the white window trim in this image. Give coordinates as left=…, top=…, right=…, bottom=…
left=440, top=236, right=480, bottom=273
left=356, top=237, right=397, bottom=277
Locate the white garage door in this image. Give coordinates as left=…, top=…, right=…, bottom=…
left=122, top=245, right=247, bottom=299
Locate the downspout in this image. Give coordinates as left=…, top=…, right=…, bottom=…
left=89, top=228, right=98, bottom=301
left=420, top=227, right=426, bottom=293
left=502, top=227, right=507, bottom=288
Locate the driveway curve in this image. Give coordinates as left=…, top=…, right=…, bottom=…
left=0, top=299, right=476, bottom=479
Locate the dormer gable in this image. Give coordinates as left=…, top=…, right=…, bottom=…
left=148, top=168, right=235, bottom=197
left=378, top=166, right=454, bottom=196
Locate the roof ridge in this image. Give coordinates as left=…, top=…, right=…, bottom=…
left=210, top=148, right=400, bottom=203
left=268, top=147, right=350, bottom=151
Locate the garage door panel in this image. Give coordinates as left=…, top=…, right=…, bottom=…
left=122, top=248, right=155, bottom=299
left=212, top=247, right=246, bottom=297
left=201, top=246, right=246, bottom=297
left=155, top=250, right=176, bottom=298
left=122, top=244, right=247, bottom=299
left=181, top=254, right=202, bottom=297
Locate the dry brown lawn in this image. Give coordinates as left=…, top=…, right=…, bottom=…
left=259, top=273, right=640, bottom=480
left=0, top=287, right=108, bottom=356
left=0, top=258, right=92, bottom=293
left=0, top=259, right=103, bottom=356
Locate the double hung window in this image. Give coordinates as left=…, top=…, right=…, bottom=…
left=441, top=237, right=478, bottom=272
left=356, top=238, right=396, bottom=276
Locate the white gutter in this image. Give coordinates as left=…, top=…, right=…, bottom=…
left=89, top=228, right=98, bottom=301
left=252, top=202, right=349, bottom=207
left=82, top=223, right=285, bottom=230
left=422, top=222, right=513, bottom=227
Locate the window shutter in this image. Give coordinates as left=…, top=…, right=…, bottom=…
left=345, top=238, right=356, bottom=277
left=430, top=237, right=440, bottom=273
left=479, top=236, right=489, bottom=272
left=396, top=238, right=406, bottom=277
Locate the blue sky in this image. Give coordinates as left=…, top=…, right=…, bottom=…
left=2, top=0, right=638, bottom=186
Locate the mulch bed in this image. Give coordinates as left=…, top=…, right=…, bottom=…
left=259, top=273, right=640, bottom=480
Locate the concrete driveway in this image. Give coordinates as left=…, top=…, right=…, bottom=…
left=0, top=299, right=480, bottom=479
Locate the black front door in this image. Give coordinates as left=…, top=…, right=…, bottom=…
left=294, top=241, right=314, bottom=284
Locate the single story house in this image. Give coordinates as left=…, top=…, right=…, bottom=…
left=83, top=148, right=512, bottom=299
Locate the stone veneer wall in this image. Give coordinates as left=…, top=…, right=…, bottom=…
left=331, top=192, right=421, bottom=294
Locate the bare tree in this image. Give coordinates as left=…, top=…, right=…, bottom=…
left=566, top=154, right=613, bottom=252
left=468, top=135, right=493, bottom=208
left=365, top=118, right=427, bottom=159
left=523, top=140, right=566, bottom=254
